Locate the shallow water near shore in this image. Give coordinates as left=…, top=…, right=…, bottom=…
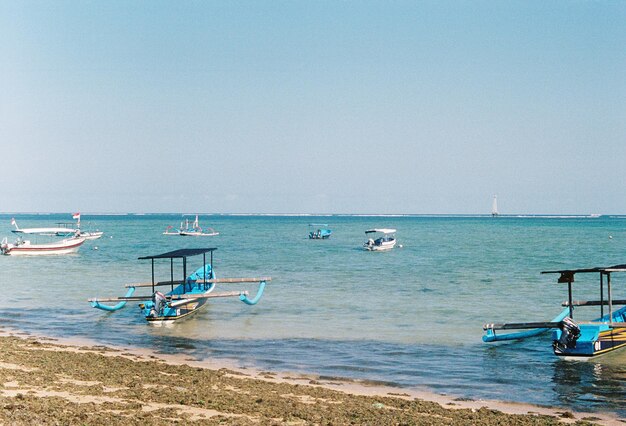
left=1, top=213, right=626, bottom=417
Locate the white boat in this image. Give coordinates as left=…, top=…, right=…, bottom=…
left=80, top=231, right=104, bottom=240
left=491, top=195, right=499, bottom=217
left=11, top=215, right=103, bottom=240
left=363, top=229, right=397, bottom=251
left=11, top=218, right=76, bottom=236
left=163, top=215, right=219, bottom=237
left=1, top=235, right=86, bottom=256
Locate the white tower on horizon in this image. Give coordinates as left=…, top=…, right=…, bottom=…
left=491, top=195, right=499, bottom=217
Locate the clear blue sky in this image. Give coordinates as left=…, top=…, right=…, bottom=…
left=2, top=1, right=625, bottom=214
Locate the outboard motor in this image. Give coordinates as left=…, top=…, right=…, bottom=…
left=553, top=317, right=580, bottom=352
left=149, top=291, right=167, bottom=318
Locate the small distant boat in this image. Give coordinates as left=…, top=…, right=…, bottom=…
left=79, top=230, right=104, bottom=240
left=363, top=229, right=397, bottom=251
left=164, top=215, right=219, bottom=237
left=89, top=248, right=269, bottom=325
left=491, top=195, right=499, bottom=217
left=308, top=224, right=332, bottom=239
left=483, top=265, right=626, bottom=358
left=1, top=235, right=86, bottom=256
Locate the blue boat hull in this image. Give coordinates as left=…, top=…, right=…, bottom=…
left=552, top=306, right=626, bottom=358
left=141, top=265, right=215, bottom=324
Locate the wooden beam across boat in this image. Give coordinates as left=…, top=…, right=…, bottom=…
left=88, top=291, right=248, bottom=303
left=205, top=277, right=272, bottom=283
left=562, top=299, right=626, bottom=307
left=484, top=321, right=626, bottom=331
left=125, top=280, right=185, bottom=288
left=124, top=277, right=271, bottom=288
left=169, top=291, right=248, bottom=308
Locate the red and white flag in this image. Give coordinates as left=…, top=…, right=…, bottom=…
left=73, top=212, right=81, bottom=220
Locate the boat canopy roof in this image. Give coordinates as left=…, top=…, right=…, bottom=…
left=365, top=228, right=396, bottom=234
left=542, top=264, right=626, bottom=283
left=542, top=264, right=626, bottom=275
left=138, top=248, right=217, bottom=260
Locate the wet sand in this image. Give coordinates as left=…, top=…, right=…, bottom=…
left=0, top=333, right=620, bottom=425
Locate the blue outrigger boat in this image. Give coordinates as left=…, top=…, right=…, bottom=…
left=89, top=248, right=269, bottom=325
left=483, top=264, right=626, bottom=358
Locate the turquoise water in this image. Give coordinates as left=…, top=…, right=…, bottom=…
left=1, top=213, right=626, bottom=416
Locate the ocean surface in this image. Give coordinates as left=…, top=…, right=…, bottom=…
left=1, top=213, right=626, bottom=417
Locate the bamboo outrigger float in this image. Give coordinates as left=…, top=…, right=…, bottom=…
left=483, top=264, right=626, bottom=358
left=89, top=248, right=269, bottom=325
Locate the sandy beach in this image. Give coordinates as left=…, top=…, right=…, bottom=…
left=0, top=331, right=620, bottom=425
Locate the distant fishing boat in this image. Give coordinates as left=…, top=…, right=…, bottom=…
left=11, top=214, right=103, bottom=240
left=1, top=235, right=86, bottom=256
left=89, top=248, right=269, bottom=325
left=363, top=229, right=397, bottom=251
left=308, top=224, right=332, bottom=239
left=163, top=215, right=219, bottom=237
left=491, top=195, right=499, bottom=217
left=483, top=264, right=626, bottom=358
left=11, top=217, right=76, bottom=236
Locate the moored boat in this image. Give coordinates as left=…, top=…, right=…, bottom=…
left=164, top=215, right=219, bottom=237
left=363, top=229, right=397, bottom=251
left=1, top=235, right=86, bottom=256
left=11, top=214, right=103, bottom=240
left=11, top=217, right=77, bottom=236
left=483, top=264, right=626, bottom=358
left=308, top=224, right=332, bottom=239
left=89, top=248, right=269, bottom=325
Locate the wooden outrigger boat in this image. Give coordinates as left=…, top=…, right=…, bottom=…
left=89, top=248, right=269, bottom=325
left=163, top=215, right=219, bottom=237
left=483, top=264, right=626, bottom=358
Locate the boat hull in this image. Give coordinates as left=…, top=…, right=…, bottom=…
left=553, top=307, right=626, bottom=358
left=1, top=237, right=86, bottom=256
left=81, top=232, right=103, bottom=240
left=145, top=297, right=209, bottom=325
left=309, top=229, right=332, bottom=239
left=364, top=239, right=397, bottom=251
left=141, top=266, right=215, bottom=324
left=179, top=231, right=219, bottom=237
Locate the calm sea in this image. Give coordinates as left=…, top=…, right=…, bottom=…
left=1, top=213, right=625, bottom=416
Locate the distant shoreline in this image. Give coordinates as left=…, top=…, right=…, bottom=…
left=0, top=212, right=616, bottom=219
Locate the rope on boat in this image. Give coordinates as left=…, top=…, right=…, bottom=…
left=90, top=287, right=136, bottom=312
